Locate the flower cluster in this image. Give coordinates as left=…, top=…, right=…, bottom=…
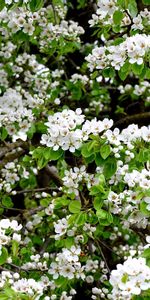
left=86, top=34, right=150, bottom=71
left=70, top=74, right=89, bottom=85
left=0, top=272, right=48, bottom=300
left=62, top=165, right=99, bottom=195
left=0, top=219, right=22, bottom=245
left=109, top=257, right=150, bottom=299
left=89, top=0, right=150, bottom=34
left=0, top=160, right=34, bottom=193
left=0, top=0, right=149, bottom=299
left=41, top=108, right=113, bottom=152
left=40, top=20, right=85, bottom=52
left=89, top=0, right=125, bottom=28
left=49, top=246, right=84, bottom=280
left=0, top=88, right=35, bottom=141
left=41, top=108, right=85, bottom=152
left=118, top=81, right=150, bottom=105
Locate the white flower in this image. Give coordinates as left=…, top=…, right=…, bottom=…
left=146, top=236, right=150, bottom=243
left=23, top=23, right=35, bottom=35
left=12, top=233, right=21, bottom=242
left=48, top=262, right=60, bottom=279
left=143, top=197, right=150, bottom=211
left=59, top=265, right=75, bottom=279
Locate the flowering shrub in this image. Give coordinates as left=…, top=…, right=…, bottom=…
left=0, top=0, right=150, bottom=299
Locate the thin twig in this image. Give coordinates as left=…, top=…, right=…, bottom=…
left=11, top=187, right=59, bottom=195
left=95, top=240, right=110, bottom=274
left=89, top=234, right=111, bottom=274
left=40, top=237, right=51, bottom=255
left=6, top=263, right=29, bottom=273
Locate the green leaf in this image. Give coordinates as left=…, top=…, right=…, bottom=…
left=71, top=86, right=82, bottom=100
left=81, top=141, right=96, bottom=157
left=128, top=0, right=138, bottom=17
left=33, top=147, right=63, bottom=169
left=113, top=37, right=125, bottom=46
left=32, top=235, right=43, bottom=245
left=43, top=148, right=63, bottom=161
left=75, top=212, right=87, bottom=225
left=117, top=0, right=127, bottom=8
left=121, top=61, right=130, bottom=73
left=118, top=64, right=130, bottom=80
left=102, top=68, right=115, bottom=78
left=142, top=248, right=150, bottom=259
left=0, top=247, right=8, bottom=265
left=140, top=201, right=150, bottom=216
left=96, top=208, right=107, bottom=219
left=0, top=127, right=8, bottom=141
left=68, top=201, right=81, bottom=214
left=97, top=210, right=113, bottom=225
left=98, top=174, right=106, bottom=185
left=121, top=273, right=128, bottom=283
left=113, top=11, right=124, bottom=25
left=55, top=276, right=67, bottom=287
left=2, top=196, right=13, bottom=208
left=54, top=197, right=69, bottom=209
left=40, top=198, right=50, bottom=207
left=138, top=149, right=150, bottom=162
left=20, top=174, right=37, bottom=189
left=142, top=0, right=150, bottom=5
left=37, top=156, right=48, bottom=169
left=0, top=294, right=9, bottom=300
left=27, top=124, right=36, bottom=139
left=100, top=144, right=111, bottom=160
left=0, top=0, right=5, bottom=11
left=13, top=31, right=29, bottom=42
left=84, top=154, right=95, bottom=164
left=112, top=25, right=121, bottom=33
left=95, top=153, right=105, bottom=166
left=94, top=197, right=104, bottom=210
left=29, top=0, right=44, bottom=11
left=12, top=240, right=18, bottom=257
left=2, top=287, right=16, bottom=298
left=90, top=185, right=105, bottom=196
left=103, top=157, right=117, bottom=179
left=107, top=212, right=113, bottom=224
left=36, top=122, right=47, bottom=133
left=65, top=237, right=74, bottom=248
left=132, top=63, right=144, bottom=75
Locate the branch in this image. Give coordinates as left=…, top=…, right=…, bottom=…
left=0, top=149, right=25, bottom=170
left=44, top=165, right=63, bottom=187
left=113, top=112, right=150, bottom=128
left=5, top=263, right=29, bottom=273
left=0, top=141, right=29, bottom=159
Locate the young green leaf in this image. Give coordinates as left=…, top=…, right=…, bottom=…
left=100, top=144, right=111, bottom=160
left=103, top=157, right=117, bottom=179
left=29, top=0, right=44, bottom=12
left=0, top=247, right=8, bottom=265
left=113, top=11, right=124, bottom=25
left=68, top=201, right=81, bottom=214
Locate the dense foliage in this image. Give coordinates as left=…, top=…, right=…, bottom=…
left=0, top=0, right=150, bottom=299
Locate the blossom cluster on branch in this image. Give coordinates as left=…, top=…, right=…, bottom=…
left=0, top=0, right=150, bottom=300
